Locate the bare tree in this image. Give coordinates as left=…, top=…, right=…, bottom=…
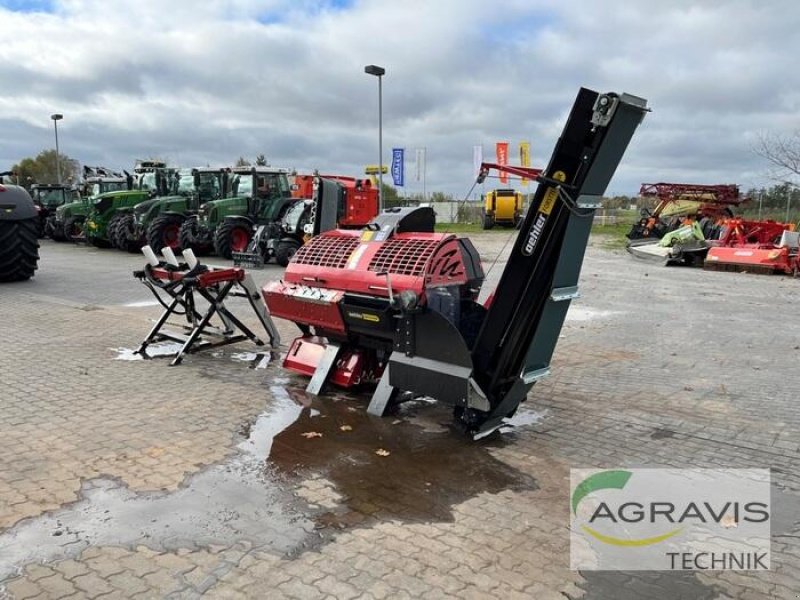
left=754, top=131, right=800, bottom=184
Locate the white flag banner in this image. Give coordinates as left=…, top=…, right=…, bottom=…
left=473, top=145, right=483, bottom=177
left=415, top=148, right=425, bottom=182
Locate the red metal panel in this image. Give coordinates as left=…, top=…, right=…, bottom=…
left=706, top=246, right=792, bottom=273
left=262, top=281, right=347, bottom=335
left=283, top=336, right=326, bottom=377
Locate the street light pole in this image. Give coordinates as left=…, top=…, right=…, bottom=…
left=364, top=65, right=385, bottom=212
left=51, top=113, right=64, bottom=184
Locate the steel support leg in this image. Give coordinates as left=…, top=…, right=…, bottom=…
left=367, top=365, right=400, bottom=416
left=305, top=342, right=341, bottom=395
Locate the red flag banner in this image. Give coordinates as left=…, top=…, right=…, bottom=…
left=496, top=142, right=509, bottom=183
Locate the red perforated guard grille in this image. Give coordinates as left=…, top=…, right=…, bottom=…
left=367, top=238, right=439, bottom=276
left=292, top=235, right=361, bottom=269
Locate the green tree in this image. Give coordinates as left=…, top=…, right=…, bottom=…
left=255, top=154, right=268, bottom=166
left=235, top=156, right=251, bottom=167
left=11, top=149, right=79, bottom=188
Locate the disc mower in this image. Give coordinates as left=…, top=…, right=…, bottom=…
left=263, top=88, right=649, bottom=436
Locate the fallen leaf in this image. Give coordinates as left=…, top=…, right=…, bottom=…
left=339, top=425, right=352, bottom=432
left=301, top=432, right=323, bottom=439
left=146, top=447, right=165, bottom=458
left=375, top=449, right=390, bottom=457
left=721, top=514, right=738, bottom=528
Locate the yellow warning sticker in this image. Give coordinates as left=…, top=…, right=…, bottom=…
left=539, top=171, right=567, bottom=215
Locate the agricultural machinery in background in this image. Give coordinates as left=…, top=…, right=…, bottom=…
left=705, top=219, right=799, bottom=275
left=627, top=183, right=747, bottom=241
left=181, top=167, right=294, bottom=259
left=0, top=172, right=39, bottom=282
left=481, top=188, right=525, bottom=229
left=30, top=183, right=78, bottom=239
left=234, top=175, right=379, bottom=267
left=262, top=88, right=649, bottom=436
left=51, top=166, right=131, bottom=242
left=118, top=167, right=224, bottom=253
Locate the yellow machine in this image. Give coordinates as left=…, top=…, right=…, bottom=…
left=482, top=188, right=524, bottom=229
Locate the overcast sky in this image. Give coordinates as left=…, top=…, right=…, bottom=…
left=1, top=0, right=798, bottom=197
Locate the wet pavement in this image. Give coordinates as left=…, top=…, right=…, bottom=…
left=0, top=235, right=799, bottom=598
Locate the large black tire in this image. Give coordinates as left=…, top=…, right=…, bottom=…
left=46, top=216, right=67, bottom=241
left=147, top=214, right=184, bottom=252
left=115, top=213, right=143, bottom=253
left=0, top=218, right=40, bottom=282
left=275, top=239, right=301, bottom=267
left=88, top=233, right=111, bottom=248
left=63, top=215, right=85, bottom=243
left=178, top=217, right=213, bottom=256
left=107, top=213, right=126, bottom=250
left=482, top=212, right=494, bottom=230
left=214, top=218, right=253, bottom=259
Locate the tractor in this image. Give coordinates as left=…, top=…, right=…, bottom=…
left=118, top=167, right=228, bottom=253
left=481, top=188, right=525, bottom=229
left=30, top=183, right=78, bottom=239
left=0, top=172, right=39, bottom=281
left=234, top=175, right=379, bottom=267
left=180, top=166, right=293, bottom=258
left=85, top=162, right=174, bottom=249
left=51, top=166, right=130, bottom=242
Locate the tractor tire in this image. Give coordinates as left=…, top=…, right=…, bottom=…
left=0, top=218, right=40, bottom=282
left=63, top=216, right=85, bottom=243
left=214, top=218, right=252, bottom=259
left=47, top=216, right=67, bottom=241
left=88, top=233, right=111, bottom=248
left=179, top=217, right=214, bottom=256
left=115, top=214, right=143, bottom=253
left=147, top=214, right=184, bottom=252
left=107, top=213, right=125, bottom=250
left=275, top=239, right=301, bottom=267
left=482, top=213, right=494, bottom=230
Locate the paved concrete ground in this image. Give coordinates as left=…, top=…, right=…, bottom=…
left=0, top=235, right=798, bottom=599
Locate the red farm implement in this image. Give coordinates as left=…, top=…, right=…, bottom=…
left=705, top=219, right=799, bottom=275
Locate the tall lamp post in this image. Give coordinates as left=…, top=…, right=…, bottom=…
left=51, top=113, right=64, bottom=184
left=364, top=65, right=385, bottom=211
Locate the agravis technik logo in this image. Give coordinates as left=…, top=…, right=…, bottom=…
left=570, top=469, right=771, bottom=570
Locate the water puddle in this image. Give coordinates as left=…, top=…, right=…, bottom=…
left=268, top=391, right=539, bottom=527
left=230, top=351, right=278, bottom=370
left=566, top=307, right=619, bottom=322
left=0, top=380, right=542, bottom=579
left=123, top=300, right=161, bottom=308
left=0, top=394, right=310, bottom=580
left=113, top=342, right=187, bottom=361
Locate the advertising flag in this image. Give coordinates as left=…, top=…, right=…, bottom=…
left=519, top=141, right=531, bottom=187
left=391, top=148, right=405, bottom=187
left=496, top=142, right=509, bottom=183
left=415, top=148, right=425, bottom=182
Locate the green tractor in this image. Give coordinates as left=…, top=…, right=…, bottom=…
left=85, top=161, right=175, bottom=249
left=51, top=166, right=130, bottom=242
left=30, top=183, right=79, bottom=240
left=180, top=166, right=293, bottom=258
left=109, top=161, right=179, bottom=252
left=117, top=167, right=228, bottom=253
